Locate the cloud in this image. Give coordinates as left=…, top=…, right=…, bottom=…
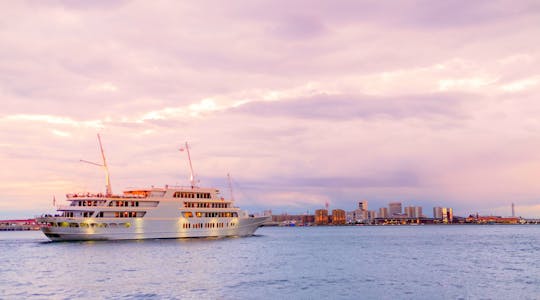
left=500, top=76, right=540, bottom=92
left=231, top=93, right=467, bottom=121
left=268, top=15, right=327, bottom=39
left=1, top=0, right=540, bottom=218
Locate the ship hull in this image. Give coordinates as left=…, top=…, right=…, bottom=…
left=38, top=216, right=269, bottom=241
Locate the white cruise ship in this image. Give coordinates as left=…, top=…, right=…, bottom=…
left=37, top=136, right=269, bottom=241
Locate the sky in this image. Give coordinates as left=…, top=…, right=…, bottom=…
left=1, top=0, right=540, bottom=219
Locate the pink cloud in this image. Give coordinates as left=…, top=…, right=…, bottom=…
left=1, top=1, right=540, bottom=218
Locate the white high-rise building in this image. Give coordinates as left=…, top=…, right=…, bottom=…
left=389, top=202, right=402, bottom=216
left=405, top=206, right=423, bottom=218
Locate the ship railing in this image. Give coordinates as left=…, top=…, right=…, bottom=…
left=56, top=205, right=96, bottom=210
left=66, top=193, right=146, bottom=199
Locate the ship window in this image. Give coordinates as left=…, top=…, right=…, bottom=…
left=69, top=222, right=79, bottom=227
left=183, top=212, right=193, bottom=218
left=196, top=212, right=202, bottom=218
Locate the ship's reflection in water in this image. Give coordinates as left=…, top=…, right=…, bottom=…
left=1, top=225, right=539, bottom=299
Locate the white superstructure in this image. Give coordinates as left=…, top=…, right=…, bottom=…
left=37, top=136, right=268, bottom=241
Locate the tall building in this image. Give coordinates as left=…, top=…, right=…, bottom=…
left=347, top=200, right=369, bottom=223
left=358, top=201, right=368, bottom=211
left=315, top=209, right=329, bottom=225
left=389, top=202, right=402, bottom=216
left=405, top=206, right=413, bottom=217
left=415, top=207, right=423, bottom=218
left=332, top=209, right=346, bottom=225
left=405, top=206, right=423, bottom=218
left=433, top=207, right=443, bottom=219
left=433, top=207, right=453, bottom=223
left=446, top=208, right=453, bottom=223
left=379, top=207, right=389, bottom=218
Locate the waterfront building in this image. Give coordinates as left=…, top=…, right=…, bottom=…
left=367, top=210, right=377, bottom=221
left=433, top=207, right=443, bottom=219
left=346, top=210, right=359, bottom=223
left=346, top=211, right=355, bottom=223
left=0, top=219, right=39, bottom=231
left=433, top=207, right=453, bottom=223
left=271, top=214, right=315, bottom=226
left=465, top=215, right=520, bottom=224
left=315, top=209, right=329, bottom=225
left=302, top=214, right=315, bottom=225
left=347, top=206, right=369, bottom=223
left=345, top=200, right=369, bottom=223
left=405, top=206, right=413, bottom=217
left=414, top=206, right=423, bottom=218
left=346, top=210, right=364, bottom=223
left=379, top=207, right=389, bottom=218
left=389, top=202, right=402, bottom=216
left=405, top=206, right=423, bottom=218
left=332, top=209, right=346, bottom=225
left=358, top=201, right=368, bottom=211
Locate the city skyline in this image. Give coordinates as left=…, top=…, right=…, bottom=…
left=2, top=1, right=540, bottom=218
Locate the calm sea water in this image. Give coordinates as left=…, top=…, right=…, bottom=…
left=1, top=225, right=539, bottom=299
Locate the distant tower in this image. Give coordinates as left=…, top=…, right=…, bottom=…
left=389, top=202, right=402, bottom=216
left=512, top=203, right=515, bottom=217
left=325, top=201, right=329, bottom=211
left=358, top=201, right=368, bottom=211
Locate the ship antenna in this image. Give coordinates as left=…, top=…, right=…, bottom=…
left=181, top=142, right=196, bottom=188
left=80, top=133, right=112, bottom=196
left=227, top=173, right=235, bottom=201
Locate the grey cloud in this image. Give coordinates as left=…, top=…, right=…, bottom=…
left=231, top=93, right=468, bottom=120
left=232, top=0, right=540, bottom=29
left=268, top=15, right=326, bottom=39
left=30, top=0, right=130, bottom=11
left=288, top=173, right=420, bottom=189
left=203, top=171, right=420, bottom=191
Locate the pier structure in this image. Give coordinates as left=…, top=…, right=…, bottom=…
left=0, top=219, right=40, bottom=231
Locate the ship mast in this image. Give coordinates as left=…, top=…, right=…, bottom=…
left=182, top=142, right=196, bottom=188
left=227, top=173, right=235, bottom=201
left=80, top=134, right=112, bottom=196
